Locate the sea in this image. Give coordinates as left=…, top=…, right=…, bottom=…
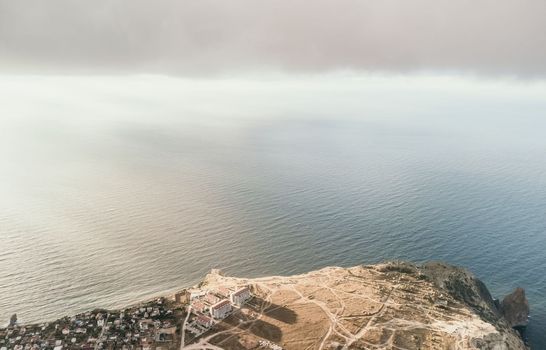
left=1, top=74, right=545, bottom=346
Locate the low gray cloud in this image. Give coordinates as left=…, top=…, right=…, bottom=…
left=1, top=0, right=545, bottom=77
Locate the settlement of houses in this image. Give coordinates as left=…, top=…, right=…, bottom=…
left=1, top=283, right=253, bottom=350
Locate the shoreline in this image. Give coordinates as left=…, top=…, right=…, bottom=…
left=1, top=262, right=530, bottom=350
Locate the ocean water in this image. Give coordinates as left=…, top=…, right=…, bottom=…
left=1, top=74, right=545, bottom=346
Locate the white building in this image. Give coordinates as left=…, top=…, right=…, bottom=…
left=196, top=315, right=214, bottom=328
left=191, top=300, right=207, bottom=314
left=230, top=287, right=251, bottom=306
left=186, top=288, right=206, bottom=301
left=210, top=299, right=232, bottom=319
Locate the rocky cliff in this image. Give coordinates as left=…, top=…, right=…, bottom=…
left=501, top=288, right=530, bottom=328
left=196, top=261, right=528, bottom=350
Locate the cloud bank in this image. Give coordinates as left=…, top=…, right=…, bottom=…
left=1, top=0, right=545, bottom=77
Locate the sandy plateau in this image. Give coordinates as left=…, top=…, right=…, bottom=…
left=185, top=262, right=527, bottom=350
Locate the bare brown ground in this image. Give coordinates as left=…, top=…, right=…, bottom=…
left=185, top=265, right=527, bottom=350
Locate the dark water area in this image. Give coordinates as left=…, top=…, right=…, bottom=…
left=0, top=75, right=545, bottom=346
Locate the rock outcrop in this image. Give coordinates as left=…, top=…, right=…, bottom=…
left=8, top=314, right=17, bottom=327
left=501, top=287, right=530, bottom=328
left=420, top=261, right=502, bottom=324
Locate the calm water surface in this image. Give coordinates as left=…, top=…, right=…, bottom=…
left=1, top=75, right=545, bottom=346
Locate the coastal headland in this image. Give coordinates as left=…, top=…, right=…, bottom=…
left=1, top=262, right=529, bottom=350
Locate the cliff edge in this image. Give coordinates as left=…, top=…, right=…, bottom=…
left=194, top=261, right=528, bottom=349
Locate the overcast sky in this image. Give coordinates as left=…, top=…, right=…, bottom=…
left=1, top=0, right=545, bottom=77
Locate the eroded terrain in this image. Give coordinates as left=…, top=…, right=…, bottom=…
left=188, top=263, right=526, bottom=350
